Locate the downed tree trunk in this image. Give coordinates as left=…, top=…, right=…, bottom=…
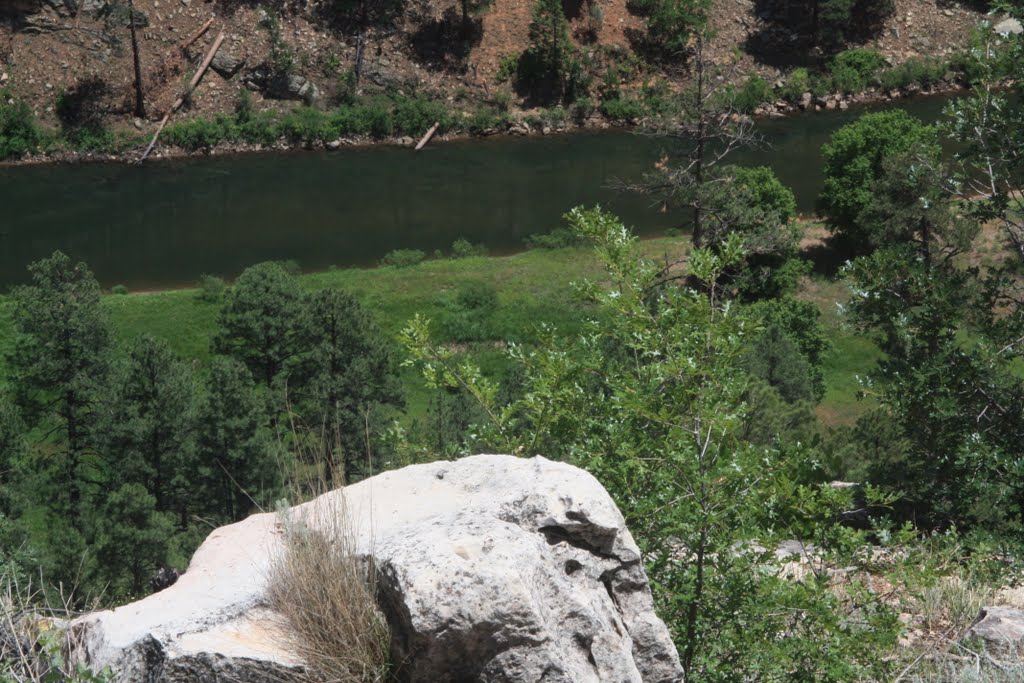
left=414, top=121, right=440, bottom=151
left=180, top=17, right=214, bottom=52
left=139, top=31, right=226, bottom=163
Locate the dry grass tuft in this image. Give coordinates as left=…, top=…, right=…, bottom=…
left=266, top=493, right=391, bottom=683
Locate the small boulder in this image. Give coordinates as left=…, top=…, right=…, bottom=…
left=993, top=17, right=1023, bottom=36
left=966, top=606, right=1024, bottom=647
left=211, top=50, right=246, bottom=80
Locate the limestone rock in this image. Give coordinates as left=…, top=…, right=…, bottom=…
left=994, top=17, right=1023, bottom=36
left=69, top=455, right=682, bottom=682
left=966, top=606, right=1024, bottom=648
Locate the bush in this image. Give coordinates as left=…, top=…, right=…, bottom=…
left=780, top=68, right=812, bottom=102
left=524, top=227, right=587, bottom=249
left=279, top=107, right=335, bottom=145
left=0, top=97, right=42, bottom=160
left=111, top=284, right=128, bottom=295
left=600, top=97, right=645, bottom=121
left=829, top=49, right=886, bottom=93
left=164, top=115, right=238, bottom=151
left=197, top=274, right=227, bottom=303
left=819, top=110, right=937, bottom=242
left=380, top=249, right=426, bottom=267
left=392, top=96, right=450, bottom=136
left=441, top=281, right=500, bottom=341
left=877, top=56, right=947, bottom=91
left=732, top=166, right=797, bottom=223
left=733, top=74, right=773, bottom=113
left=450, top=238, right=486, bottom=258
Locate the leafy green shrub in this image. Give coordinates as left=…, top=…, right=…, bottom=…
left=111, top=284, right=128, bottom=295
left=877, top=56, right=947, bottom=91
left=441, top=281, right=500, bottom=341
left=641, top=78, right=675, bottom=116
left=600, top=97, right=645, bottom=121
left=450, top=238, right=487, bottom=258
left=571, top=96, right=596, bottom=123
left=819, top=110, right=937, bottom=242
left=392, top=96, right=450, bottom=136
left=524, top=227, right=586, bottom=249
left=279, top=107, right=335, bottom=144
left=780, top=67, right=812, bottom=102
left=164, top=115, right=238, bottom=150
left=732, top=74, right=773, bottom=113
left=197, top=274, right=227, bottom=303
left=380, top=249, right=426, bottom=267
left=829, top=49, right=886, bottom=93
left=465, top=107, right=508, bottom=134
left=238, top=111, right=281, bottom=145
left=496, top=54, right=520, bottom=83
left=0, top=97, right=42, bottom=160
left=235, top=89, right=255, bottom=123
left=732, top=166, right=797, bottom=223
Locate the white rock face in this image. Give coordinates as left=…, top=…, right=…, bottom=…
left=69, top=455, right=682, bottom=682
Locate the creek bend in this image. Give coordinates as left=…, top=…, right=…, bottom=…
left=0, top=93, right=957, bottom=289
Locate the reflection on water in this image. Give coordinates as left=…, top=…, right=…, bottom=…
left=0, top=93, right=957, bottom=289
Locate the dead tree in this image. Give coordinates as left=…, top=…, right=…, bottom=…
left=621, top=32, right=763, bottom=249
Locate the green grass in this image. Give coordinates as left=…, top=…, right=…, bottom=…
left=0, top=237, right=881, bottom=428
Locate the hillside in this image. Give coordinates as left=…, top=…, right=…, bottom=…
left=0, top=0, right=991, bottom=151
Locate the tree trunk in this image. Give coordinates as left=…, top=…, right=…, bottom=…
left=127, top=0, right=145, bottom=118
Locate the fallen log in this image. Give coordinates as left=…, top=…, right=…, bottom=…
left=180, top=17, right=215, bottom=52
left=139, top=31, right=226, bottom=163
left=414, top=121, right=440, bottom=151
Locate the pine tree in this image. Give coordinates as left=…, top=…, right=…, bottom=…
left=96, top=334, right=198, bottom=521
left=212, top=262, right=308, bottom=390
left=10, top=251, right=110, bottom=528
left=195, top=357, right=282, bottom=523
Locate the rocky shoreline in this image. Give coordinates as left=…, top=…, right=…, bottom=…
left=0, top=81, right=980, bottom=169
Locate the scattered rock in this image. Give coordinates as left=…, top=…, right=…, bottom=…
left=68, top=455, right=682, bottom=683
left=966, top=606, right=1024, bottom=647
left=325, top=139, right=342, bottom=150
left=993, top=17, right=1023, bottom=35
left=211, top=49, right=246, bottom=80
left=799, top=92, right=812, bottom=110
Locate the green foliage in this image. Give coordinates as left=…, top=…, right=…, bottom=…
left=402, top=207, right=901, bottom=680
left=292, top=288, right=404, bottom=481
left=195, top=356, right=280, bottom=522
left=877, top=56, right=948, bottom=91
left=599, top=96, right=645, bottom=121
left=631, top=0, right=709, bottom=60
left=0, top=95, right=42, bottom=160
left=831, top=49, right=886, bottom=83
left=523, top=227, right=587, bottom=249
left=212, top=261, right=307, bottom=388
left=96, top=334, right=198, bottom=519
left=818, top=110, right=937, bottom=245
left=111, top=284, right=128, bottom=295
left=732, top=166, right=797, bottom=223
left=780, top=68, right=812, bottom=102
left=92, top=483, right=176, bottom=598
left=164, top=115, right=239, bottom=151
left=450, top=238, right=487, bottom=258
left=440, top=281, right=500, bottom=342
left=732, top=74, right=772, bottom=113
left=520, top=0, right=576, bottom=99
left=380, top=248, right=426, bottom=268
left=197, top=274, right=227, bottom=303
left=9, top=252, right=110, bottom=530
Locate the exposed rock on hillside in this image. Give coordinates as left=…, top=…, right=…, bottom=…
left=69, top=454, right=682, bottom=682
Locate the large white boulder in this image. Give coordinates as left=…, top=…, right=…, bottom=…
left=69, top=455, right=682, bottom=682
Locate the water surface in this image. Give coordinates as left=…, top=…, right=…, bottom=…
left=0, top=93, right=957, bottom=289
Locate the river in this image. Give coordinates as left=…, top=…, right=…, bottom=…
left=0, top=93, right=958, bottom=289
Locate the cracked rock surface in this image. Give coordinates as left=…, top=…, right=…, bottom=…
left=69, top=454, right=682, bottom=682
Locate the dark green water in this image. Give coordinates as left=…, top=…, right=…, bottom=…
left=0, top=93, right=957, bottom=289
